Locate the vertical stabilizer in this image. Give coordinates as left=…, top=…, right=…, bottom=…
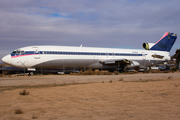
left=150, top=32, right=177, bottom=52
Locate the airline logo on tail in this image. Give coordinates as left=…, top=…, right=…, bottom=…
left=150, top=32, right=177, bottom=52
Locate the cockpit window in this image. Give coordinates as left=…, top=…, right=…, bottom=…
left=12, top=51, right=16, bottom=54
left=11, top=50, right=25, bottom=54
left=16, top=50, right=21, bottom=54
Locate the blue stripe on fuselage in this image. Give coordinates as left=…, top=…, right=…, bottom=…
left=11, top=51, right=145, bottom=57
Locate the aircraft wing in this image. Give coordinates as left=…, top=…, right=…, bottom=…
left=99, top=59, right=130, bottom=65
left=99, top=59, right=140, bottom=71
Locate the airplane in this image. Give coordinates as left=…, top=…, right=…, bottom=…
left=1, top=32, right=177, bottom=74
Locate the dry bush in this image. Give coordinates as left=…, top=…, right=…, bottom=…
left=133, top=71, right=139, bottom=73
left=150, top=69, right=161, bottom=73
left=19, top=89, right=30, bottom=95
left=15, top=108, right=23, bottom=114
left=100, top=70, right=111, bottom=75
left=143, top=70, right=150, bottom=73
left=71, top=70, right=113, bottom=75
left=126, top=72, right=134, bottom=74
left=76, top=70, right=83, bottom=75
left=94, top=69, right=100, bottom=75
left=109, top=80, right=112, bottom=83
left=82, top=70, right=94, bottom=75
left=171, top=67, right=178, bottom=72
left=32, top=115, right=38, bottom=119
left=70, top=73, right=77, bottom=75
left=113, top=71, right=119, bottom=75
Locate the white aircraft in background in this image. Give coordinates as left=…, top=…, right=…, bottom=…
left=1, top=32, right=177, bottom=73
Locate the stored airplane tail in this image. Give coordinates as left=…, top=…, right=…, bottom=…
left=143, top=32, right=177, bottom=52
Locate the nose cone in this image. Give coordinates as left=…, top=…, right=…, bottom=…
left=2, top=54, right=11, bottom=65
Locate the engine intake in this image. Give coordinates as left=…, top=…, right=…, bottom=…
left=142, top=43, right=155, bottom=50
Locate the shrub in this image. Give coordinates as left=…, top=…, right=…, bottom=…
left=15, top=108, right=23, bottom=114
left=71, top=69, right=113, bottom=75
left=150, top=69, right=161, bottom=73
left=19, top=89, right=30, bottom=95
left=94, top=69, right=100, bottom=75
left=100, top=70, right=111, bottom=75
left=82, top=70, right=94, bottom=75
left=171, top=67, right=177, bottom=72
left=113, top=71, right=119, bottom=75
left=32, top=115, right=38, bottom=119
left=70, top=73, right=77, bottom=75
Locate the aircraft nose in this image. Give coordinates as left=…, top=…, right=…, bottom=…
left=2, top=54, right=11, bottom=65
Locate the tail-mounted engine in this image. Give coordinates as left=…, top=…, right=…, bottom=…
left=142, top=43, right=155, bottom=50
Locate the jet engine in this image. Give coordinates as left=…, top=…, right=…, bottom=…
left=142, top=43, right=155, bottom=50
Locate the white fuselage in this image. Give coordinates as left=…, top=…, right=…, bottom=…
left=2, top=45, right=170, bottom=71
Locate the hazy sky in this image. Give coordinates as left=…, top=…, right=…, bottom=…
left=0, top=0, right=180, bottom=61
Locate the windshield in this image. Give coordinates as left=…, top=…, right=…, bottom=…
left=12, top=51, right=16, bottom=54
left=11, top=50, right=25, bottom=54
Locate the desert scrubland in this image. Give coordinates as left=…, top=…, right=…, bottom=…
left=0, top=72, right=180, bottom=120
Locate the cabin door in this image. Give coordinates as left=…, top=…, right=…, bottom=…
left=142, top=52, right=146, bottom=60
left=33, top=47, right=40, bottom=59
left=142, top=52, right=146, bottom=66
left=106, top=52, right=109, bottom=58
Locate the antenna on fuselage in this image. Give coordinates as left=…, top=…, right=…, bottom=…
left=80, top=44, right=83, bottom=47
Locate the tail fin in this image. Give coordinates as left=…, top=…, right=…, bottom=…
left=150, top=32, right=177, bottom=52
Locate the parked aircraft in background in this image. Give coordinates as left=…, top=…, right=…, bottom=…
left=1, top=32, right=177, bottom=74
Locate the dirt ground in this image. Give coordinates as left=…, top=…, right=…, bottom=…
left=0, top=72, right=180, bottom=120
